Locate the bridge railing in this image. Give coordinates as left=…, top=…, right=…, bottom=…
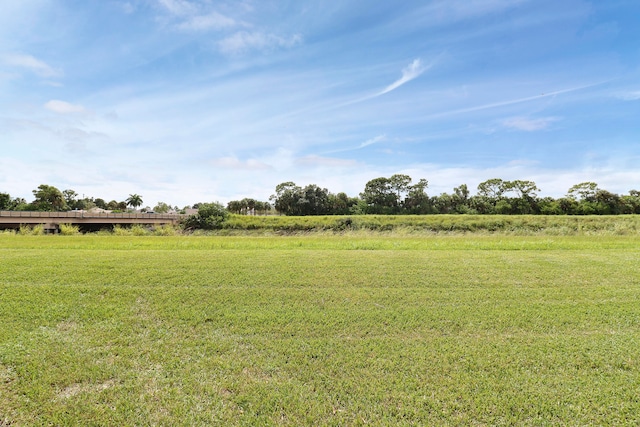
left=0, top=211, right=186, bottom=219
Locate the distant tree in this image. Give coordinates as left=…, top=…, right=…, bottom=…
left=405, top=179, right=430, bottom=213
left=567, top=182, right=599, bottom=202
left=620, top=191, right=640, bottom=214
left=432, top=192, right=454, bottom=214
left=299, top=184, right=331, bottom=215
left=0, top=192, right=11, bottom=210
left=153, top=202, right=171, bottom=213
left=106, top=200, right=120, bottom=210
left=594, top=190, right=621, bottom=215
left=477, top=178, right=507, bottom=199
left=360, top=177, right=396, bottom=213
left=94, top=198, right=107, bottom=209
left=505, top=180, right=540, bottom=214
left=452, top=184, right=472, bottom=213
left=328, top=192, right=358, bottom=215
left=227, top=200, right=243, bottom=214
left=62, top=189, right=78, bottom=208
left=32, top=184, right=67, bottom=211
left=389, top=174, right=412, bottom=206
left=271, top=182, right=303, bottom=215
left=126, top=194, right=143, bottom=210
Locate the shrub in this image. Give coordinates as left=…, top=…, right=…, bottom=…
left=183, top=202, right=228, bottom=230
left=59, top=223, right=80, bottom=235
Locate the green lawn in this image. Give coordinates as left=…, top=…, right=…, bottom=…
left=1, top=234, right=640, bottom=425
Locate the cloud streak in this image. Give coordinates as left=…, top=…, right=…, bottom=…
left=218, top=32, right=303, bottom=55
left=2, top=53, right=61, bottom=77
left=426, top=81, right=610, bottom=119
left=359, top=134, right=386, bottom=148
left=501, top=116, right=559, bottom=131
left=44, top=100, right=87, bottom=114
left=177, top=12, right=236, bottom=31
left=376, top=58, right=429, bottom=96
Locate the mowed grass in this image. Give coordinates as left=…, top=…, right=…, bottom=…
left=1, top=234, right=640, bottom=425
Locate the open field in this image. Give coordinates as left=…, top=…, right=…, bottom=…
left=2, top=234, right=640, bottom=425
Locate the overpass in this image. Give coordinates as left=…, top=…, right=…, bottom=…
left=0, top=211, right=186, bottom=232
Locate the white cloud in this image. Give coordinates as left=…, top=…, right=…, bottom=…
left=2, top=53, right=61, bottom=77
left=157, top=0, right=196, bottom=16
left=359, top=134, right=386, bottom=148
left=501, top=116, right=559, bottom=131
left=218, top=32, right=303, bottom=55
left=176, top=11, right=236, bottom=31
left=156, top=0, right=238, bottom=32
left=210, top=156, right=272, bottom=171
left=617, top=91, right=640, bottom=101
left=377, top=59, right=430, bottom=96
left=44, top=100, right=87, bottom=114
left=296, top=155, right=359, bottom=168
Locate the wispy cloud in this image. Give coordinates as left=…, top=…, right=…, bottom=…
left=296, top=155, right=358, bottom=168
left=176, top=12, right=237, bottom=31
left=501, top=116, right=559, bottom=131
left=616, top=91, right=640, bottom=101
left=218, top=32, right=303, bottom=55
left=377, top=59, right=429, bottom=96
left=156, top=0, right=237, bottom=32
left=426, top=81, right=609, bottom=119
left=210, top=156, right=272, bottom=171
left=2, top=53, right=61, bottom=77
left=338, top=58, right=434, bottom=108
left=359, top=134, right=386, bottom=148
left=157, top=0, right=197, bottom=16
left=44, top=100, right=87, bottom=114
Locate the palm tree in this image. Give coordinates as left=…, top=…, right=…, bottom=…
left=126, top=194, right=143, bottom=211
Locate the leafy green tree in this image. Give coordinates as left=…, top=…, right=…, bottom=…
left=271, top=182, right=302, bottom=215
left=360, top=177, right=396, bottom=213
left=94, top=198, right=107, bottom=209
left=32, top=184, right=68, bottom=211
left=62, top=189, right=79, bottom=208
left=299, top=184, right=331, bottom=215
left=432, top=192, right=454, bottom=214
left=227, top=200, right=243, bottom=214
left=153, top=202, right=172, bottom=213
left=328, top=192, right=358, bottom=215
left=405, top=179, right=430, bottom=213
left=567, top=182, right=599, bottom=202
left=389, top=174, right=412, bottom=205
left=183, top=202, right=228, bottom=229
left=477, top=178, right=507, bottom=199
left=452, top=184, right=473, bottom=213
left=0, top=192, right=11, bottom=210
left=505, top=180, right=540, bottom=214
left=594, top=190, right=621, bottom=215
left=126, top=194, right=143, bottom=210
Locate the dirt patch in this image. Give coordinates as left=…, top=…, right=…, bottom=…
left=57, top=379, right=117, bottom=400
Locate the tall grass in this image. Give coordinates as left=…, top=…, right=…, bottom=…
left=222, top=214, right=640, bottom=235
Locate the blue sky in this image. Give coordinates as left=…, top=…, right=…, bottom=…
left=1, top=0, right=639, bottom=208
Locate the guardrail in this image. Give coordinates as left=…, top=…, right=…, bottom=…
left=0, top=211, right=186, bottom=219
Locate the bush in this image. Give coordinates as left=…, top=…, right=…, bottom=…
left=59, top=223, right=80, bottom=235
left=183, top=202, right=228, bottom=230
left=19, top=224, right=44, bottom=235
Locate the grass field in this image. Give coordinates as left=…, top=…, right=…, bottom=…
left=1, top=233, right=640, bottom=425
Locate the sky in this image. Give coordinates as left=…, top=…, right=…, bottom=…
left=1, top=0, right=639, bottom=208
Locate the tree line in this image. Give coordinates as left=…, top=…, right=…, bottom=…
left=0, top=185, right=162, bottom=213
left=3, top=176, right=640, bottom=217
left=258, top=175, right=640, bottom=216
